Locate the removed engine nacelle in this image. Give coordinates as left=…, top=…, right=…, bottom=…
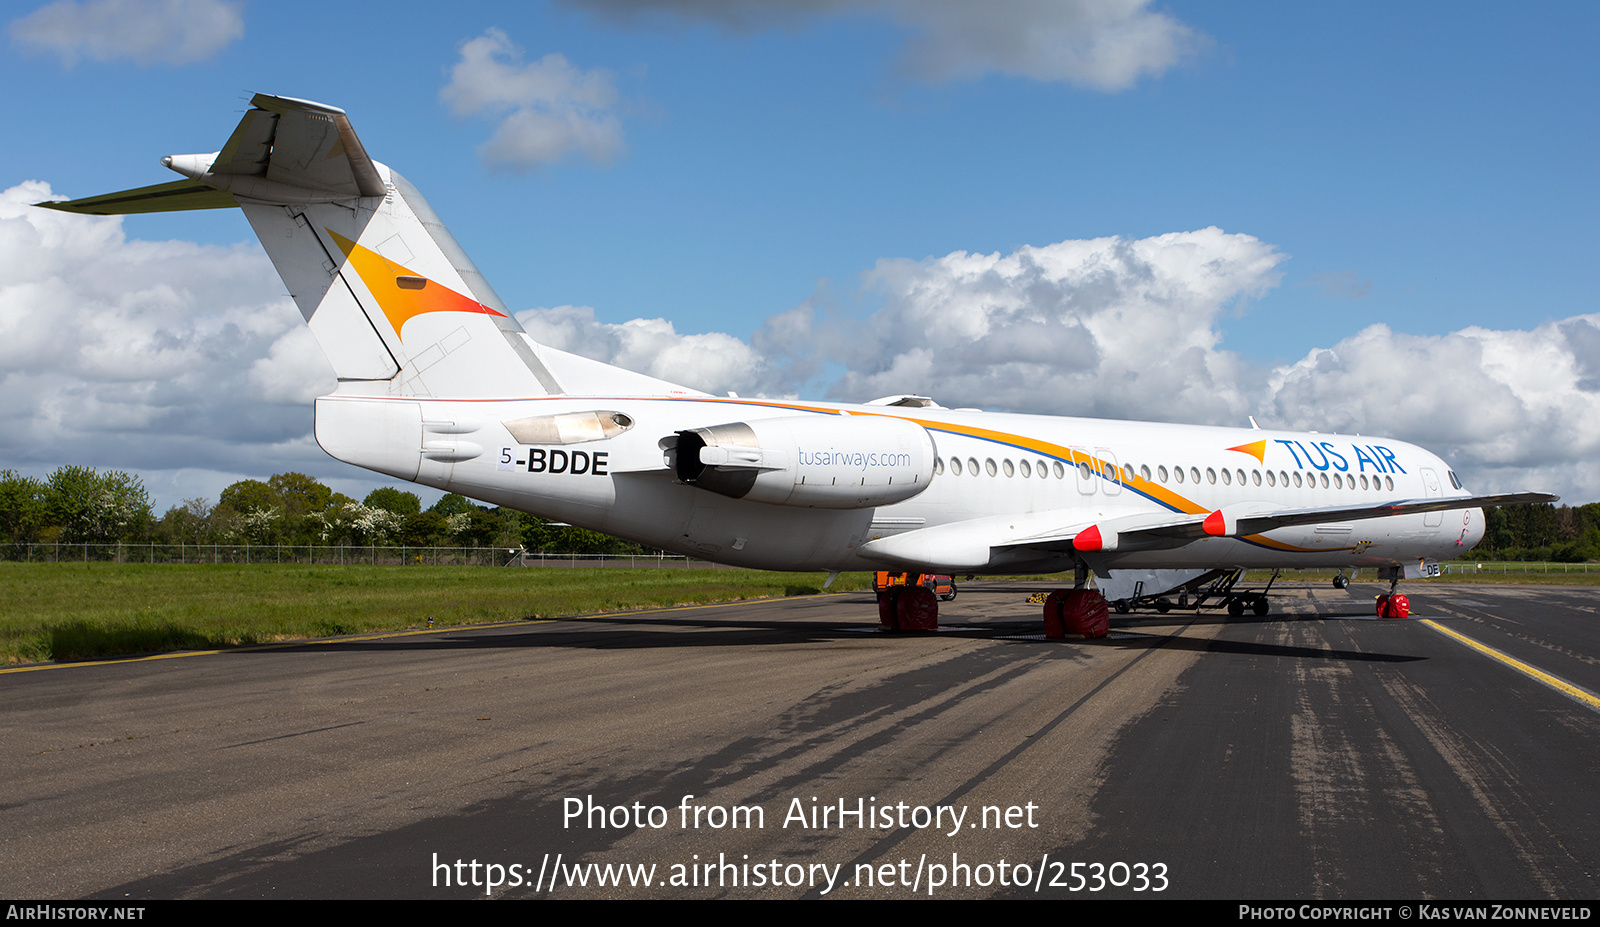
left=673, top=414, right=936, bottom=508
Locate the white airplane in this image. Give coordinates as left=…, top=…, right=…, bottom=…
left=39, top=94, right=1556, bottom=633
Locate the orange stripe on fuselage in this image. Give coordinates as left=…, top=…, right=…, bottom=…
left=382, top=392, right=1346, bottom=554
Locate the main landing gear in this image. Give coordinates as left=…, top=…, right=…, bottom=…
left=1040, top=561, right=1110, bottom=639
left=874, top=572, right=955, bottom=631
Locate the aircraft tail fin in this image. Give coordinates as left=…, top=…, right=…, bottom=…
left=39, top=93, right=564, bottom=398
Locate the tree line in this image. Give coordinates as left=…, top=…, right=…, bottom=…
left=0, top=467, right=660, bottom=557
left=2, top=465, right=1595, bottom=562
left=1478, top=501, right=1600, bottom=563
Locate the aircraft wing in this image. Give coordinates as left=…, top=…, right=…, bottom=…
left=860, top=490, right=1556, bottom=571
left=1009, top=490, right=1559, bottom=553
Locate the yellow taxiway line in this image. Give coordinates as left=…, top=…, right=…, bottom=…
left=1420, top=618, right=1600, bottom=712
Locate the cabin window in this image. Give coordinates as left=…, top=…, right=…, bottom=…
left=1206, top=467, right=1217, bottom=485
left=967, top=457, right=980, bottom=476
left=1252, top=469, right=1262, bottom=486
left=934, top=457, right=945, bottom=475
left=1190, top=467, right=1201, bottom=484
left=1333, top=473, right=1343, bottom=489
left=1141, top=464, right=1152, bottom=482
left=1385, top=475, right=1395, bottom=491
left=1221, top=468, right=1232, bottom=486
left=1003, top=459, right=1015, bottom=477
left=1320, top=473, right=1330, bottom=488
left=949, top=457, right=962, bottom=475
left=1124, top=463, right=1136, bottom=482
left=1266, top=470, right=1275, bottom=487
left=1018, top=459, right=1031, bottom=478
left=1157, top=465, right=1168, bottom=483
left=1293, top=471, right=1303, bottom=488
left=1054, top=461, right=1066, bottom=479
left=986, top=458, right=998, bottom=477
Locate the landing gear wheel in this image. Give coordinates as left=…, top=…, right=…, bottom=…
left=1228, top=599, right=1245, bottom=617
left=1377, top=593, right=1410, bottom=619
left=894, top=584, right=939, bottom=630
left=1042, top=589, right=1109, bottom=638
left=1333, top=574, right=1350, bottom=590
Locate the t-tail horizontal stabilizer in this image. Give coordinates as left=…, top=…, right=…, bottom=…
left=37, top=93, right=567, bottom=399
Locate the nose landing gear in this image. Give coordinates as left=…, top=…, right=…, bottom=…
left=1375, top=577, right=1411, bottom=619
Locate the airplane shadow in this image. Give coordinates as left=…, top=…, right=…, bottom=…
left=213, top=601, right=1423, bottom=666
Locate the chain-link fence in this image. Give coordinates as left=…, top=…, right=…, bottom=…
left=1, top=543, right=739, bottom=568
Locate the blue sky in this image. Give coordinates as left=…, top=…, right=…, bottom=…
left=2, top=1, right=1597, bottom=509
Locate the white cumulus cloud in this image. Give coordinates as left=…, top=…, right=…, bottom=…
left=791, top=228, right=1284, bottom=423
left=9, top=0, right=243, bottom=66
left=0, top=181, right=334, bottom=486
left=517, top=304, right=776, bottom=397
left=441, top=28, right=625, bottom=171
left=562, top=0, right=1203, bottom=89
left=1267, top=319, right=1600, bottom=500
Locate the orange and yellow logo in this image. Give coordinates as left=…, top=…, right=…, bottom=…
left=328, top=230, right=506, bottom=340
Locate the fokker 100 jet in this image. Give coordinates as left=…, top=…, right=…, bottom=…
left=39, top=94, right=1556, bottom=634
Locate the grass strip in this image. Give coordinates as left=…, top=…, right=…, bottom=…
left=0, top=563, right=874, bottom=665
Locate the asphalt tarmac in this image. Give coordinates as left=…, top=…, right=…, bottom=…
left=2, top=581, right=1595, bottom=899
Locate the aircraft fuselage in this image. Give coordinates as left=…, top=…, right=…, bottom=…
left=315, top=391, right=1480, bottom=575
